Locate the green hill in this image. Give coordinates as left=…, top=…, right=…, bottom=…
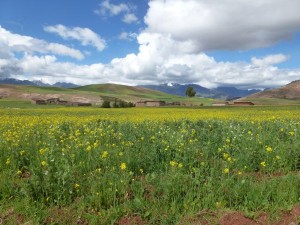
left=0, top=84, right=214, bottom=108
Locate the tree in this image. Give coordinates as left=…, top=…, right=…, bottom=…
left=101, top=100, right=111, bottom=108
left=185, top=86, right=196, bottom=97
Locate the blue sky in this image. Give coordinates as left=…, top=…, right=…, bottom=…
left=0, top=0, right=300, bottom=89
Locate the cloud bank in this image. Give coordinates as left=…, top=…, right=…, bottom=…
left=1, top=0, right=300, bottom=89
left=44, top=25, right=106, bottom=51
left=95, top=0, right=138, bottom=24
left=0, top=26, right=84, bottom=60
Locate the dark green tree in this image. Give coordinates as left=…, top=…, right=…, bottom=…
left=185, top=86, right=196, bottom=97
left=101, top=100, right=111, bottom=108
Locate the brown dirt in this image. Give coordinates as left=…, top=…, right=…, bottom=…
left=219, top=212, right=266, bottom=225
left=0, top=208, right=28, bottom=225
left=277, top=206, right=300, bottom=225
left=181, top=207, right=300, bottom=225
left=116, top=215, right=146, bottom=225
left=44, top=207, right=88, bottom=225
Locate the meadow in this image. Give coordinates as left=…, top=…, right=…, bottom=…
left=0, top=106, right=299, bottom=224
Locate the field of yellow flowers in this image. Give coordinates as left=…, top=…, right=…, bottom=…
left=0, top=106, right=299, bottom=224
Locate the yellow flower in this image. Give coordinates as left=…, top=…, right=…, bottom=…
left=169, top=161, right=178, bottom=167
left=75, top=183, right=80, bottom=189
left=216, top=202, right=222, bottom=208
left=260, top=161, right=266, bottom=167
left=118, top=152, right=124, bottom=156
left=39, top=148, right=46, bottom=155
left=6, top=158, right=10, bottom=165
left=275, top=155, right=281, bottom=160
left=17, top=170, right=22, bottom=175
left=120, top=162, right=127, bottom=170
left=237, top=171, right=242, bottom=175
left=223, top=168, right=230, bottom=174
left=101, top=151, right=108, bottom=158
left=139, top=168, right=144, bottom=173
left=41, top=161, right=47, bottom=167
left=86, top=145, right=92, bottom=152
left=19, top=150, right=25, bottom=156
left=93, top=142, right=99, bottom=148
left=289, top=131, right=295, bottom=136
left=265, top=146, right=272, bottom=153
left=223, top=153, right=229, bottom=159
left=178, top=163, right=183, bottom=168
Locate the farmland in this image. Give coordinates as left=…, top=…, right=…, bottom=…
left=0, top=106, right=299, bottom=224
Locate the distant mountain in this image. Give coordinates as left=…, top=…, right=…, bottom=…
left=246, top=80, right=300, bottom=100
left=139, top=83, right=261, bottom=100
left=52, top=82, right=79, bottom=88
left=0, top=78, right=37, bottom=86
left=32, top=80, right=52, bottom=87
left=0, top=78, right=78, bottom=88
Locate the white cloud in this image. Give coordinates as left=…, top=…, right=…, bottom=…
left=44, top=25, right=106, bottom=51
left=118, top=32, right=137, bottom=41
left=122, top=13, right=138, bottom=24
left=145, top=0, right=300, bottom=51
left=251, top=54, right=289, bottom=67
left=2, top=0, right=300, bottom=89
left=0, top=26, right=84, bottom=60
left=95, top=0, right=129, bottom=16
left=95, top=0, right=138, bottom=24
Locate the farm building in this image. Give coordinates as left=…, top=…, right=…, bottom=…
left=212, top=102, right=229, bottom=106
left=46, top=98, right=60, bottom=104
left=31, top=98, right=46, bottom=105
left=68, top=102, right=92, bottom=106
left=136, top=100, right=166, bottom=107
left=233, top=101, right=254, bottom=106
left=31, top=98, right=92, bottom=107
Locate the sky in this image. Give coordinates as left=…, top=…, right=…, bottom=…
left=0, top=0, right=300, bottom=89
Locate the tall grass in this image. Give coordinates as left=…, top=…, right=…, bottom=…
left=0, top=107, right=299, bottom=224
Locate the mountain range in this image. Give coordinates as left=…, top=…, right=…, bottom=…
left=2, top=78, right=298, bottom=101
left=138, top=83, right=262, bottom=100
left=0, top=78, right=79, bottom=88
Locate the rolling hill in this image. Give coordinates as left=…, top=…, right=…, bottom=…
left=246, top=80, right=300, bottom=99
left=240, top=80, right=300, bottom=105
left=0, top=83, right=214, bottom=107
left=138, top=83, right=261, bottom=100
left=73, top=84, right=213, bottom=105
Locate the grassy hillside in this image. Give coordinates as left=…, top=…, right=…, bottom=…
left=0, top=84, right=215, bottom=108
left=74, top=84, right=214, bottom=105
left=239, top=97, right=300, bottom=105
left=246, top=80, right=300, bottom=100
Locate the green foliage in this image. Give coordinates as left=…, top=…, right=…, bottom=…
left=185, top=86, right=196, bottom=97
left=0, top=107, right=299, bottom=224
left=112, top=99, right=135, bottom=108
left=101, top=100, right=111, bottom=108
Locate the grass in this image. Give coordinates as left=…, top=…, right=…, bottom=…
left=0, top=106, right=299, bottom=224
left=74, top=84, right=215, bottom=105
left=0, top=99, right=67, bottom=109
left=1, top=83, right=216, bottom=106
left=244, top=97, right=300, bottom=105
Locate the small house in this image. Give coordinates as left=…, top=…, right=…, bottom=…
left=212, top=102, right=230, bottom=106
left=233, top=101, right=254, bottom=106
left=31, top=98, right=46, bottom=105
left=46, top=98, right=60, bottom=104
left=136, top=100, right=166, bottom=107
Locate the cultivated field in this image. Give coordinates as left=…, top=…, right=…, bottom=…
left=0, top=106, right=299, bottom=224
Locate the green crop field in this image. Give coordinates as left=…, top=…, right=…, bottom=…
left=0, top=106, right=299, bottom=224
